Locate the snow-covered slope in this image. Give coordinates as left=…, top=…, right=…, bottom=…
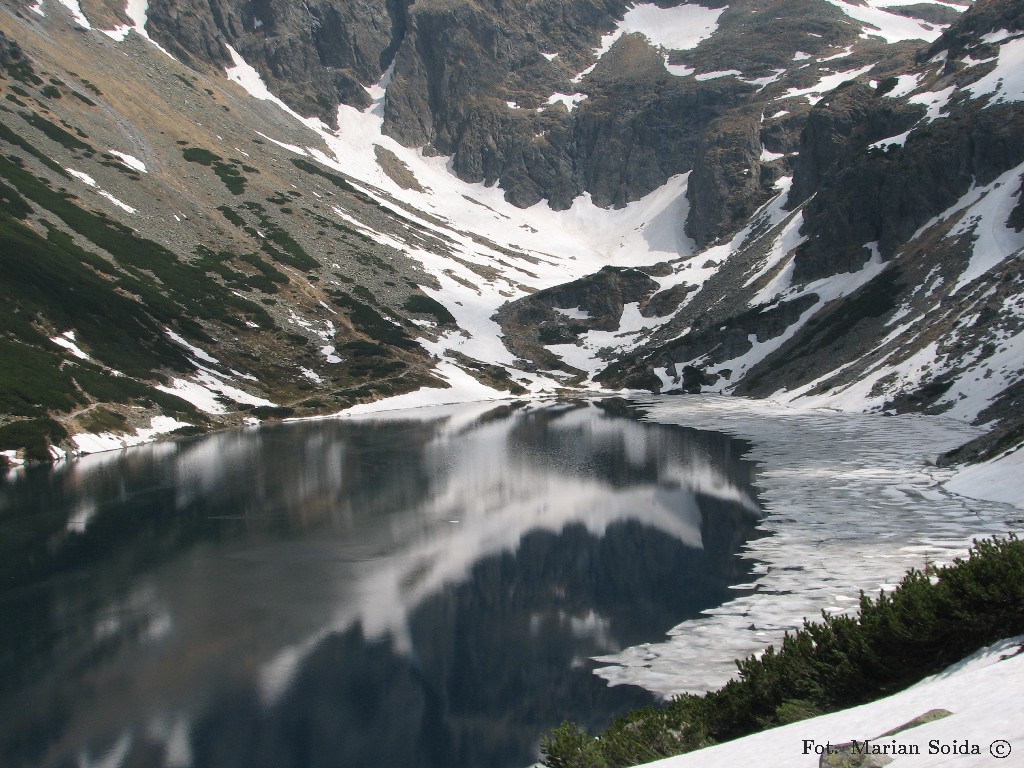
left=640, top=636, right=1024, bottom=768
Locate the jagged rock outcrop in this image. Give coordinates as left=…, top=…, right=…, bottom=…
left=145, top=0, right=233, bottom=74
left=786, top=82, right=924, bottom=210
left=792, top=94, right=1024, bottom=283
left=599, top=293, right=819, bottom=392
left=685, top=110, right=775, bottom=247
left=925, top=0, right=1024, bottom=61
left=573, top=35, right=751, bottom=209
left=146, top=0, right=405, bottom=121
left=496, top=266, right=660, bottom=374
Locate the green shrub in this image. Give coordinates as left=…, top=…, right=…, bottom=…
left=0, top=339, right=83, bottom=415
left=250, top=405, right=295, bottom=419
left=0, top=121, right=69, bottom=175
left=541, top=535, right=1024, bottom=767
left=329, top=291, right=418, bottom=349
left=78, top=406, right=127, bottom=433
left=18, top=111, right=90, bottom=151
left=182, top=147, right=220, bottom=166
left=404, top=293, right=457, bottom=325
left=0, top=418, right=68, bottom=461
left=217, top=205, right=246, bottom=227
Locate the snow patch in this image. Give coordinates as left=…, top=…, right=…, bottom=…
left=909, top=86, right=955, bottom=121
left=819, top=45, right=854, bottom=62
left=543, top=92, right=588, bottom=111
left=226, top=45, right=287, bottom=106
left=581, top=1, right=726, bottom=82
left=742, top=69, right=786, bottom=90
left=949, top=161, right=1024, bottom=292
left=824, top=0, right=947, bottom=43
left=112, top=0, right=175, bottom=59
left=98, top=190, right=136, bottom=213
left=663, top=57, right=696, bottom=78
left=55, top=0, right=91, bottom=28
left=320, top=345, right=342, bottom=364
left=883, top=72, right=923, bottom=99
left=553, top=307, right=591, bottom=320
left=66, top=168, right=96, bottom=186
left=339, top=359, right=510, bottom=416
left=165, top=328, right=219, bottom=365
left=70, top=415, right=193, bottom=456
left=50, top=330, right=91, bottom=361
left=945, top=448, right=1024, bottom=509
left=695, top=70, right=742, bottom=81
left=980, top=28, right=1018, bottom=46
left=108, top=150, right=147, bottom=173
left=156, top=374, right=276, bottom=415
left=965, top=36, right=1024, bottom=104
left=869, top=129, right=911, bottom=150
left=102, top=24, right=132, bottom=41
left=781, top=65, right=875, bottom=104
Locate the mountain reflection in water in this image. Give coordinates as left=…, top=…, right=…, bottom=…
left=0, top=399, right=762, bottom=768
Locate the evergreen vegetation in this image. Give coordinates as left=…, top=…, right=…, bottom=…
left=541, top=534, right=1024, bottom=768
left=404, top=293, right=457, bottom=325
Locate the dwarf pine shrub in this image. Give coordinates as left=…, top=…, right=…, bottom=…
left=541, top=534, right=1024, bottom=768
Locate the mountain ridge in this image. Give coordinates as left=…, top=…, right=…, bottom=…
left=0, top=0, right=1022, bottom=494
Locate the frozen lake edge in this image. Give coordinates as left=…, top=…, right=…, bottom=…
left=595, top=395, right=1021, bottom=697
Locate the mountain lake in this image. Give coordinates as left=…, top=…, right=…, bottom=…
left=0, top=398, right=766, bottom=768
left=2, top=395, right=1017, bottom=768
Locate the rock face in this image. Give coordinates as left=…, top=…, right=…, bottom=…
left=384, top=14, right=750, bottom=210
left=592, top=0, right=1024, bottom=462
left=146, top=0, right=406, bottom=120
left=145, top=0, right=233, bottom=74
left=136, top=0, right=887, bottom=241
left=496, top=267, right=660, bottom=376
left=685, top=110, right=775, bottom=247
left=791, top=91, right=1024, bottom=282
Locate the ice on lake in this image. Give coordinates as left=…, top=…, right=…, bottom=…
left=597, top=396, right=1020, bottom=696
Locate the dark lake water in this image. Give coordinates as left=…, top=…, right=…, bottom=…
left=0, top=399, right=762, bottom=768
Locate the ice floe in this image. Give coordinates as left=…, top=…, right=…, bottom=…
left=594, top=396, right=1020, bottom=696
